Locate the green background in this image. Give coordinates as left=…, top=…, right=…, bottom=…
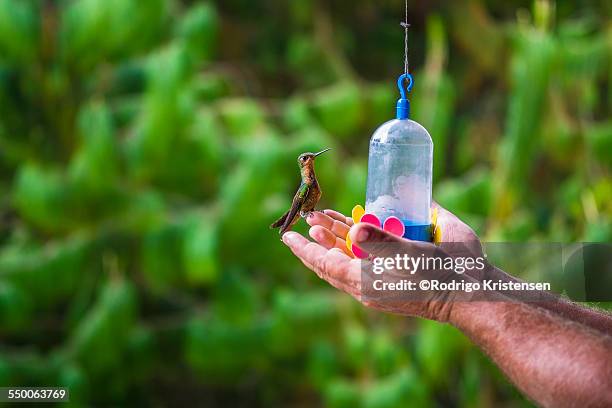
left=0, top=0, right=610, bottom=406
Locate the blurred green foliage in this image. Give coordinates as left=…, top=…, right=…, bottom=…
left=0, top=0, right=610, bottom=406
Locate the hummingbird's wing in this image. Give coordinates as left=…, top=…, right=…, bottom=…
left=279, top=182, right=309, bottom=234
left=270, top=179, right=302, bottom=229
left=270, top=209, right=290, bottom=229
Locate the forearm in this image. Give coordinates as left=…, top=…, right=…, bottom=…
left=533, top=298, right=612, bottom=336
left=450, top=300, right=612, bottom=408
left=490, top=266, right=612, bottom=336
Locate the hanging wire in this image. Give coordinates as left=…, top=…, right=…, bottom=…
left=400, top=0, right=410, bottom=75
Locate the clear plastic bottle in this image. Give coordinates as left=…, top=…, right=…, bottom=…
left=365, top=75, right=433, bottom=241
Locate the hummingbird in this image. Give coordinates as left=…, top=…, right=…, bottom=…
left=270, top=148, right=331, bottom=235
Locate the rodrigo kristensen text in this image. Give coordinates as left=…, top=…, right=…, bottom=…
left=372, top=279, right=552, bottom=292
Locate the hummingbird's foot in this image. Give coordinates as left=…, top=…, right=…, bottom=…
left=300, top=210, right=314, bottom=219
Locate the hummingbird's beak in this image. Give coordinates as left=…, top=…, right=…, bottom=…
left=314, top=148, right=332, bottom=157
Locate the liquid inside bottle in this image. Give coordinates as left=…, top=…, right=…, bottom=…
left=365, top=118, right=433, bottom=241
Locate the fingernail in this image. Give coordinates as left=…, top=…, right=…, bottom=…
left=282, top=232, right=297, bottom=245
left=355, top=225, right=370, bottom=243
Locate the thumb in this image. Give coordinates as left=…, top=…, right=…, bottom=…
left=350, top=223, right=430, bottom=258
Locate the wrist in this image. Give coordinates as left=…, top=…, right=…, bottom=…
left=448, top=291, right=516, bottom=330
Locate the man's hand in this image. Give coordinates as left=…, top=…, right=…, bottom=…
left=281, top=206, right=488, bottom=321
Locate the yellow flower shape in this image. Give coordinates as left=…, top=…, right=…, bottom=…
left=351, top=205, right=365, bottom=224
left=346, top=205, right=365, bottom=254
left=431, top=207, right=442, bottom=244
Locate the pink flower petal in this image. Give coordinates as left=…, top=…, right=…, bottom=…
left=360, top=213, right=381, bottom=228
left=351, top=244, right=369, bottom=259
left=383, top=216, right=405, bottom=237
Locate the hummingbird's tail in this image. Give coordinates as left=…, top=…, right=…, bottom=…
left=270, top=210, right=290, bottom=230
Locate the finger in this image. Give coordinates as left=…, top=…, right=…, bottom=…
left=307, top=211, right=350, bottom=239
left=323, top=209, right=354, bottom=226
left=282, top=232, right=356, bottom=275
left=349, top=223, right=434, bottom=258
left=283, top=232, right=361, bottom=294
left=298, top=256, right=315, bottom=270
left=309, top=225, right=353, bottom=256
left=282, top=233, right=331, bottom=274
left=283, top=231, right=329, bottom=264
left=287, top=242, right=315, bottom=270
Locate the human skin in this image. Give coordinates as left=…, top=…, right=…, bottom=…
left=281, top=206, right=612, bottom=408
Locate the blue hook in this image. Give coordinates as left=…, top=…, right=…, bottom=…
left=396, top=73, right=413, bottom=120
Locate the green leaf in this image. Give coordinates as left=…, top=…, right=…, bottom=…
left=65, top=279, right=137, bottom=376
left=141, top=221, right=185, bottom=291
left=13, top=163, right=72, bottom=231
left=435, top=168, right=492, bottom=218
left=585, top=122, right=612, bottom=166
left=60, top=0, right=167, bottom=70
left=0, top=0, right=38, bottom=64
left=0, top=237, right=89, bottom=306
left=176, top=2, right=218, bottom=62
left=324, top=379, right=361, bottom=408
left=217, top=98, right=268, bottom=139
left=0, top=282, right=33, bottom=331
left=182, top=213, right=219, bottom=286
left=69, top=102, right=119, bottom=195
left=311, top=83, right=363, bottom=139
